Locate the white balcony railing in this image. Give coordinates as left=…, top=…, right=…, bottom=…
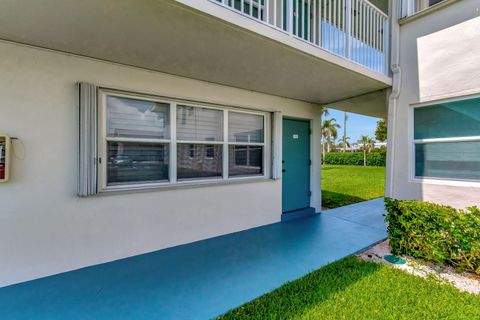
left=212, top=0, right=389, bottom=75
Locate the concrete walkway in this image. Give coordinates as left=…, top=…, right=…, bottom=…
left=0, top=198, right=387, bottom=320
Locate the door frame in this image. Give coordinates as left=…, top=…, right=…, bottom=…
left=281, top=116, right=313, bottom=213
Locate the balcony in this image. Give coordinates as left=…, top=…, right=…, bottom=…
left=0, top=0, right=392, bottom=117
left=210, top=0, right=390, bottom=75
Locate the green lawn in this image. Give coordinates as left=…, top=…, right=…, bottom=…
left=322, top=165, right=385, bottom=208
left=218, top=257, right=480, bottom=320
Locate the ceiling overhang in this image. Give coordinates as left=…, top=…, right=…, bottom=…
left=0, top=0, right=391, bottom=117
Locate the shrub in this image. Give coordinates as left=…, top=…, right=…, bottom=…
left=385, top=198, right=480, bottom=275
left=323, top=152, right=386, bottom=166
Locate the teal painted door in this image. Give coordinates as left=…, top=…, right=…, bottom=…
left=282, top=119, right=311, bottom=213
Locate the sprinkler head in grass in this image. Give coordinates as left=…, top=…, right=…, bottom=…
left=384, top=255, right=406, bottom=265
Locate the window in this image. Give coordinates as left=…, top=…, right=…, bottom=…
left=105, top=96, right=170, bottom=186
left=412, top=96, right=480, bottom=182
left=176, top=105, right=224, bottom=180
left=228, top=112, right=265, bottom=177
left=96, top=90, right=270, bottom=191
left=400, top=0, right=446, bottom=18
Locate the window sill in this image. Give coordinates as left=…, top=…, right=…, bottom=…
left=410, top=177, right=480, bottom=189
left=96, top=176, right=276, bottom=196
left=399, top=0, right=460, bottom=25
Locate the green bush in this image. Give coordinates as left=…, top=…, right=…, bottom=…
left=385, top=198, right=480, bottom=275
left=323, top=152, right=386, bottom=166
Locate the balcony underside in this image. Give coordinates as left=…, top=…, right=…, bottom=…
left=0, top=0, right=391, bottom=117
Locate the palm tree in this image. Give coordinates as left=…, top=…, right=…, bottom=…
left=321, top=118, right=340, bottom=162
left=321, top=107, right=330, bottom=118
left=342, top=112, right=348, bottom=152
left=337, top=136, right=351, bottom=151
left=357, top=135, right=375, bottom=166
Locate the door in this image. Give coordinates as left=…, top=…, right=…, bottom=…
left=282, top=118, right=311, bottom=213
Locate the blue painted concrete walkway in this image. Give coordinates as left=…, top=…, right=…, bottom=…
left=0, top=199, right=387, bottom=320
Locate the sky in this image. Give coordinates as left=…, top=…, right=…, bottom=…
left=325, top=109, right=382, bottom=143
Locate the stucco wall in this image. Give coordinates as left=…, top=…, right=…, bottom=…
left=0, top=41, right=322, bottom=287
left=389, top=1, right=480, bottom=208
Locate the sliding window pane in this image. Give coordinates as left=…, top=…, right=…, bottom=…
left=228, top=112, right=264, bottom=143
left=107, top=142, right=169, bottom=185
left=228, top=145, right=263, bottom=177
left=177, top=105, right=223, bottom=141
left=414, top=97, right=480, bottom=139
left=106, top=96, right=170, bottom=139
left=177, top=144, right=222, bottom=179
left=415, top=141, right=480, bottom=180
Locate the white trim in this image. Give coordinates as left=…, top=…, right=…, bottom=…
left=399, top=0, right=460, bottom=25
left=170, top=102, right=177, bottom=184
left=222, top=109, right=229, bottom=180
left=271, top=111, right=282, bottom=180
left=176, top=140, right=225, bottom=145
left=227, top=141, right=265, bottom=146
left=98, top=176, right=274, bottom=195
left=413, top=136, right=480, bottom=144
left=97, top=88, right=272, bottom=193
left=98, top=92, right=108, bottom=191
left=408, top=96, right=480, bottom=187
left=105, top=137, right=171, bottom=144
left=411, top=177, right=480, bottom=188
left=410, top=90, right=480, bottom=108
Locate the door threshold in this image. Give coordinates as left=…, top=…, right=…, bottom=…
left=281, top=207, right=317, bottom=222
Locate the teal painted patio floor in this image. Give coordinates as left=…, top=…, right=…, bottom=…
left=0, top=198, right=387, bottom=320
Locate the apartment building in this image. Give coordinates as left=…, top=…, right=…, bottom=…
left=0, top=0, right=478, bottom=290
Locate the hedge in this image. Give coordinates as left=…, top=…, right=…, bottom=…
left=323, top=152, right=386, bottom=166
left=385, top=198, right=480, bottom=275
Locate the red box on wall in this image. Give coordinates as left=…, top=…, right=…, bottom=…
left=0, top=136, right=10, bottom=182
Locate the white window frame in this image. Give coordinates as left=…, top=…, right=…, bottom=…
left=226, top=109, right=267, bottom=179
left=400, top=0, right=448, bottom=19
left=97, top=88, right=272, bottom=192
left=409, top=94, right=480, bottom=188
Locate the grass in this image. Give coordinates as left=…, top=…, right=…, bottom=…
left=322, top=165, right=385, bottom=208
left=218, top=257, right=480, bottom=320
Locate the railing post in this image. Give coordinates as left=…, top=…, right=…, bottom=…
left=265, top=0, right=270, bottom=23
left=384, top=18, right=389, bottom=75
left=345, top=0, right=352, bottom=59
left=288, top=0, right=294, bottom=35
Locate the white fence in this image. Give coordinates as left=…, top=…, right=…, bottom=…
left=212, top=0, right=389, bottom=75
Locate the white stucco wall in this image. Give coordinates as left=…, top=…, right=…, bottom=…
left=0, top=41, right=322, bottom=287
left=388, top=1, right=480, bottom=208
